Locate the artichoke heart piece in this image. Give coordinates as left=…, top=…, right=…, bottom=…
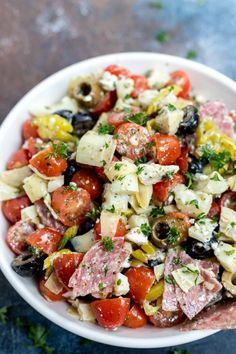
left=147, top=85, right=181, bottom=115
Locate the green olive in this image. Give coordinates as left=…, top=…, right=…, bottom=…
left=68, top=75, right=103, bottom=108
left=222, top=271, right=236, bottom=296
left=151, top=213, right=189, bottom=249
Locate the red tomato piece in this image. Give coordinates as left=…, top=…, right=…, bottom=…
left=71, top=169, right=102, bottom=200
left=153, top=172, right=185, bottom=202
left=26, top=137, right=43, bottom=157
left=7, top=149, right=29, bottom=170
left=208, top=201, right=221, bottom=219
left=6, top=221, right=35, bottom=254
left=91, top=298, right=130, bottom=329
left=29, top=144, right=67, bottom=177
left=154, top=134, right=181, bottom=165
left=53, top=253, right=83, bottom=290
left=107, top=106, right=141, bottom=127
left=27, top=227, right=62, bottom=255
left=176, top=146, right=189, bottom=173
left=95, top=156, right=119, bottom=180
left=124, top=303, right=147, bottom=328
left=130, top=75, right=149, bottom=98
left=94, top=219, right=127, bottom=240
left=219, top=191, right=236, bottom=211
left=149, top=308, right=185, bottom=328
left=115, top=122, right=151, bottom=160
left=125, top=266, right=155, bottom=305
left=39, top=279, right=64, bottom=302
left=169, top=70, right=191, bottom=99
left=22, top=118, right=38, bottom=140
left=104, top=65, right=131, bottom=78
left=2, top=196, right=31, bottom=224
left=91, top=91, right=117, bottom=117
left=52, top=186, right=92, bottom=227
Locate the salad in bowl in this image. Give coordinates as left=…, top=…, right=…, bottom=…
left=1, top=58, right=236, bottom=335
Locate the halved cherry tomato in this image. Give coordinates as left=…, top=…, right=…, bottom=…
left=105, top=64, right=131, bottom=78
left=22, top=118, right=38, bottom=140
left=29, top=144, right=67, bottom=177
left=52, top=186, right=92, bottom=227
left=208, top=201, right=221, bottom=219
left=124, top=303, right=147, bottom=328
left=91, top=298, right=130, bottom=329
left=169, top=70, right=190, bottom=99
left=149, top=308, right=184, bottom=328
left=153, top=172, right=185, bottom=202
left=26, top=137, right=43, bottom=157
left=27, top=227, right=62, bottom=255
left=125, top=266, right=155, bottom=305
left=6, top=221, right=35, bottom=254
left=115, top=122, right=151, bottom=160
left=7, top=149, right=29, bottom=170
left=71, top=169, right=102, bottom=200
left=91, top=91, right=117, bottom=117
left=53, top=253, right=84, bottom=290
left=107, top=106, right=141, bottom=127
left=154, top=134, right=181, bottom=165
left=39, top=279, right=64, bottom=302
left=130, top=75, right=149, bottom=98
left=176, top=146, right=188, bottom=173
left=219, top=192, right=236, bottom=211
left=94, top=218, right=127, bottom=240
left=2, top=196, right=31, bottom=223
left=95, top=156, right=119, bottom=180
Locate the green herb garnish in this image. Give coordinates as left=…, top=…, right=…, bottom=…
left=210, top=173, right=220, bottom=181
left=125, top=112, right=149, bottom=126
left=117, top=279, right=122, bottom=286
left=201, top=144, right=232, bottom=171
left=136, top=166, right=144, bottom=175
left=106, top=205, right=116, bottom=213
left=224, top=250, right=235, bottom=256
left=167, top=103, right=177, bottom=111
left=140, top=223, right=152, bottom=237
left=196, top=212, right=206, bottom=220
left=65, top=182, right=77, bottom=191
left=46, top=141, right=68, bottom=159
left=150, top=206, right=165, bottom=218
left=86, top=207, right=101, bottom=221
left=156, top=31, right=170, bottom=43
left=134, top=156, right=148, bottom=165
left=114, top=163, right=122, bottom=171
left=28, top=324, right=55, bottom=354
left=0, top=306, right=9, bottom=324
left=102, top=237, right=114, bottom=251
left=163, top=170, right=174, bottom=180
left=149, top=0, right=164, bottom=9
left=167, top=227, right=180, bottom=245
left=98, top=282, right=105, bottom=290
left=185, top=171, right=194, bottom=189
left=97, top=123, right=115, bottom=135
left=186, top=50, right=198, bottom=59
left=165, top=275, right=176, bottom=285
left=188, top=199, right=199, bottom=209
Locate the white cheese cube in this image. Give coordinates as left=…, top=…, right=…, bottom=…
left=76, top=131, right=116, bottom=167
left=154, top=263, right=165, bottom=282
left=137, top=163, right=179, bottom=185
left=172, top=264, right=203, bottom=293
left=220, top=206, right=236, bottom=241
left=68, top=299, right=95, bottom=322
left=23, top=174, right=48, bottom=203
left=128, top=214, right=149, bottom=228
left=173, top=184, right=212, bottom=217
left=227, top=175, right=236, bottom=192
left=100, top=210, right=121, bottom=238
left=194, top=172, right=228, bottom=195
left=113, top=98, right=133, bottom=112
left=125, top=227, right=148, bottom=245
left=102, top=184, right=129, bottom=212
left=189, top=218, right=217, bottom=243
left=21, top=205, right=40, bottom=225
left=155, top=106, right=184, bottom=135
left=48, top=175, right=64, bottom=193
left=99, top=71, right=118, bottom=91
left=147, top=69, right=170, bottom=89
left=138, top=90, right=160, bottom=108
left=116, top=78, right=134, bottom=99
left=113, top=273, right=130, bottom=296
left=111, top=174, right=139, bottom=194
left=214, top=242, right=236, bottom=272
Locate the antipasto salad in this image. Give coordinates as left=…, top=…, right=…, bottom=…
left=2, top=64, right=236, bottom=330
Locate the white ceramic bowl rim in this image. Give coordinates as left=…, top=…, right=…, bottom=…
left=1, top=52, right=236, bottom=348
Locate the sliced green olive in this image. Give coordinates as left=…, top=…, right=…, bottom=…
left=151, top=214, right=189, bottom=249
left=222, top=271, right=236, bottom=296
left=68, top=75, right=103, bottom=108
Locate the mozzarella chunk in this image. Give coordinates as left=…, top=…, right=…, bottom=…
left=29, top=96, right=78, bottom=116
left=104, top=159, right=137, bottom=182
left=154, top=263, right=165, bottom=282
left=0, top=166, right=32, bottom=187
left=172, top=264, right=203, bottom=293
left=138, top=90, right=160, bottom=108
left=116, top=78, right=134, bottom=99
left=155, top=106, right=184, bottom=135
left=128, top=214, right=149, bottom=228
left=100, top=210, right=121, bottom=238
left=99, top=71, right=118, bottom=91
left=92, top=113, right=109, bottom=131
left=125, top=227, right=148, bottom=245
left=68, top=299, right=95, bottom=322
left=111, top=174, right=139, bottom=194
left=23, top=174, right=48, bottom=203
left=194, top=172, right=228, bottom=195
left=113, top=98, right=133, bottom=112
left=21, top=205, right=40, bottom=225
left=138, top=163, right=179, bottom=185
left=147, top=69, right=170, bottom=89
left=76, top=131, right=116, bottom=167
left=48, top=176, right=64, bottom=193
left=159, top=92, right=177, bottom=106
left=71, top=230, right=95, bottom=253
left=220, top=206, right=236, bottom=241
left=173, top=184, right=212, bottom=217
left=102, top=183, right=129, bottom=212
left=113, top=273, right=130, bottom=296
left=227, top=175, right=236, bottom=192
left=189, top=218, right=217, bottom=243
left=214, top=242, right=236, bottom=273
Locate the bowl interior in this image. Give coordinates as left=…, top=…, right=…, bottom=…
left=0, top=52, right=235, bottom=348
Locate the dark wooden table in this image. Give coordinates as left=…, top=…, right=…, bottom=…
left=0, top=0, right=236, bottom=353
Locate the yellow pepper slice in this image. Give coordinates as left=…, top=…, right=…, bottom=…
left=43, top=249, right=72, bottom=270
left=131, top=249, right=148, bottom=263
left=141, top=242, right=156, bottom=255
left=145, top=280, right=164, bottom=302
left=34, top=115, right=75, bottom=142
left=130, top=259, right=144, bottom=267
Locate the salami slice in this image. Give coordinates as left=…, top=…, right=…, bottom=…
left=69, top=238, right=129, bottom=299
left=162, top=249, right=179, bottom=312
left=7, top=221, right=36, bottom=254
left=181, top=300, right=236, bottom=331
left=199, top=101, right=234, bottom=137
left=35, top=199, right=66, bottom=234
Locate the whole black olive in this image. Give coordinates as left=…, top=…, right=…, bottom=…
left=178, top=105, right=199, bottom=136
left=188, top=156, right=204, bottom=174
left=63, top=159, right=80, bottom=185
left=71, top=112, right=95, bottom=137
left=148, top=258, right=162, bottom=267
left=79, top=218, right=95, bottom=234
left=54, top=110, right=74, bottom=122
left=186, top=239, right=214, bottom=259
left=11, top=252, right=44, bottom=277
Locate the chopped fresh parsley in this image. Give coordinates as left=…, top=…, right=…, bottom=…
left=165, top=275, right=176, bottom=285
left=86, top=207, right=101, bottom=221
left=196, top=212, right=206, bottom=220
left=163, top=170, right=174, bottom=180
left=28, top=323, right=55, bottom=354
left=167, top=103, right=177, bottom=111
left=134, top=156, right=148, bottom=165
left=172, top=257, right=183, bottom=266
left=167, top=227, right=180, bottom=245
left=113, top=134, right=119, bottom=139
left=224, top=250, right=235, bottom=256
left=65, top=182, right=77, bottom=191
left=201, top=145, right=232, bottom=171
left=0, top=306, right=9, bottom=324
left=125, top=112, right=149, bottom=126
left=100, top=160, right=106, bottom=166
left=98, top=282, right=105, bottom=290
left=46, top=141, right=68, bottom=159
left=104, top=265, right=109, bottom=275
left=185, top=171, right=194, bottom=189
left=106, top=205, right=116, bottom=213
left=104, top=142, right=109, bottom=149
left=124, top=94, right=131, bottom=100
left=102, top=236, right=114, bottom=252
left=146, top=141, right=155, bottom=149
left=150, top=206, right=165, bottom=218
left=210, top=173, right=220, bottom=181
left=182, top=265, right=200, bottom=285
left=149, top=0, right=164, bottom=9
left=117, top=279, right=122, bottom=286
left=140, top=223, right=152, bottom=237
left=97, top=123, right=115, bottom=135
left=114, top=163, right=122, bottom=171
left=188, top=199, right=199, bottom=209
left=118, top=175, right=125, bottom=181
left=231, top=222, right=236, bottom=227
left=171, top=349, right=190, bottom=354
left=186, top=50, right=198, bottom=59
left=156, top=31, right=170, bottom=43
left=136, top=166, right=144, bottom=175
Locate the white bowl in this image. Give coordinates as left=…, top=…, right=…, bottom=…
left=0, top=52, right=236, bottom=348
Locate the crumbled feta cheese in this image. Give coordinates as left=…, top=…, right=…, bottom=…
left=172, top=264, right=203, bottom=293
left=111, top=174, right=139, bottom=194
left=137, top=163, right=179, bottom=185
left=125, top=227, right=148, bottom=245
left=21, top=205, right=40, bottom=225
left=155, top=106, right=184, bottom=135
left=138, top=90, right=160, bottom=108
left=194, top=172, right=228, bottom=195
left=220, top=206, right=236, bottom=241
left=99, top=71, right=118, bottom=91
left=189, top=218, right=217, bottom=243
left=116, top=78, right=134, bottom=99
left=113, top=273, right=130, bottom=296
left=128, top=214, right=149, bottom=228
left=102, top=183, right=129, bottom=212
left=214, top=242, right=236, bottom=272
left=147, top=69, right=170, bottom=89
